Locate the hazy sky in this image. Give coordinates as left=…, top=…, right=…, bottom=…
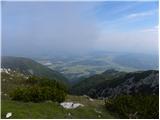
left=2, top=1, right=158, bottom=57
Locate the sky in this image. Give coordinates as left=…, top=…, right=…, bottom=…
left=2, top=1, right=159, bottom=57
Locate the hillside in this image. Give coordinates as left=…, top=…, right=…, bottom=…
left=71, top=70, right=159, bottom=98
left=71, top=69, right=126, bottom=95
left=2, top=95, right=116, bottom=119
left=1, top=70, right=116, bottom=119
left=1, top=56, right=68, bottom=83
left=1, top=66, right=158, bottom=119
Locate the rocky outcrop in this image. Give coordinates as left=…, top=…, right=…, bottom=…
left=98, top=70, right=159, bottom=98
left=80, top=70, right=159, bottom=99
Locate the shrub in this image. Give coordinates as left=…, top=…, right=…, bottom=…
left=105, top=95, right=159, bottom=119
left=10, top=76, right=67, bottom=103
left=26, top=76, right=68, bottom=92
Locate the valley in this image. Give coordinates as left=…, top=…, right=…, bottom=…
left=1, top=55, right=159, bottom=119
left=35, top=52, right=158, bottom=83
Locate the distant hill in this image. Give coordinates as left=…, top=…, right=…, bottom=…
left=71, top=70, right=159, bottom=98
left=1, top=56, right=68, bottom=83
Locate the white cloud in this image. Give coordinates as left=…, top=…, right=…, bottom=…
left=126, top=10, right=156, bottom=19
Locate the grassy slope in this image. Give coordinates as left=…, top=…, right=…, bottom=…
left=1, top=95, right=116, bottom=119
left=1, top=70, right=116, bottom=119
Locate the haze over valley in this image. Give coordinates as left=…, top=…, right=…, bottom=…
left=36, top=52, right=158, bottom=83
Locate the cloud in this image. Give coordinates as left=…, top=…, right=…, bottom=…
left=126, top=10, right=156, bottom=19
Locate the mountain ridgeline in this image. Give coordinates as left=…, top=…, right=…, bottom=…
left=1, top=56, right=68, bottom=83
left=71, top=69, right=159, bottom=98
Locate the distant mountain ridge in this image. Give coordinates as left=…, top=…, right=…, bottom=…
left=1, top=56, right=68, bottom=83
left=71, top=69, right=159, bottom=98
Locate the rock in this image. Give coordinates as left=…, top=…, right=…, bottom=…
left=25, top=76, right=29, bottom=79
left=83, top=95, right=88, bottom=97
left=68, top=113, right=71, bottom=116
left=95, top=109, right=102, bottom=114
left=28, top=69, right=34, bottom=75
left=83, top=94, right=94, bottom=101
left=60, top=102, right=84, bottom=109
left=89, top=98, right=94, bottom=101
left=6, top=112, right=12, bottom=118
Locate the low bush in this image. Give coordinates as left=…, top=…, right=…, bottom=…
left=105, top=95, right=159, bottom=119
left=10, top=76, right=67, bottom=103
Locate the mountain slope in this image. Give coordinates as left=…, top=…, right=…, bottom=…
left=71, top=69, right=126, bottom=95
left=1, top=70, right=115, bottom=119
left=1, top=56, right=68, bottom=83
left=71, top=70, right=159, bottom=98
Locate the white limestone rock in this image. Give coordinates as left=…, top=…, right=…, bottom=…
left=60, top=102, right=84, bottom=109
left=6, top=112, right=12, bottom=118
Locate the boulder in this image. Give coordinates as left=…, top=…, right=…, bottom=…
left=60, top=102, right=84, bottom=109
